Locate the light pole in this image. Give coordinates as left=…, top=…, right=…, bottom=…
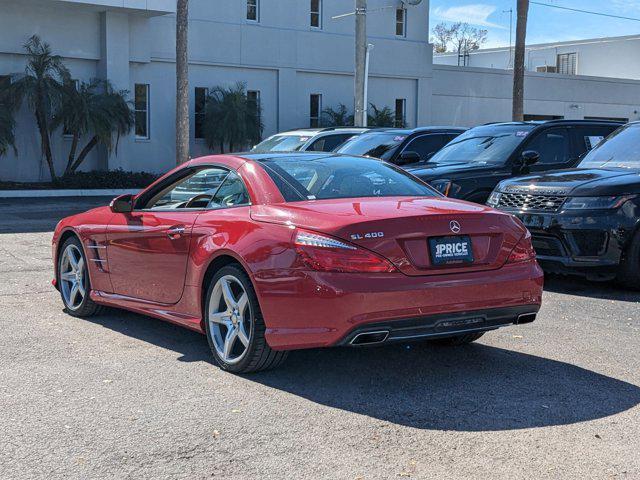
left=363, top=43, right=374, bottom=127
left=354, top=0, right=367, bottom=126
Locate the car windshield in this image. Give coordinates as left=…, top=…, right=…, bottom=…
left=251, top=134, right=312, bottom=153
left=258, top=155, right=438, bottom=202
left=335, top=132, right=407, bottom=160
left=429, top=124, right=536, bottom=165
left=578, top=124, right=639, bottom=169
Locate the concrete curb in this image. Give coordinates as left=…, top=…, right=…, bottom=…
left=0, top=189, right=140, bottom=199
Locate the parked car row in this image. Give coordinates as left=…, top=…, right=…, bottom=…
left=250, top=118, right=637, bottom=287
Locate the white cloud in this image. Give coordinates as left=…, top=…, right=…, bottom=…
left=433, top=4, right=507, bottom=29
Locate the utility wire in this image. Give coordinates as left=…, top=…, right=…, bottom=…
left=530, top=1, right=640, bottom=22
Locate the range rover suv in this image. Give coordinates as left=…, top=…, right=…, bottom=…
left=406, top=120, right=623, bottom=204
left=488, top=122, right=640, bottom=287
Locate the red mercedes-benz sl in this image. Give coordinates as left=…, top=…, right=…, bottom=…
left=52, top=153, right=543, bottom=373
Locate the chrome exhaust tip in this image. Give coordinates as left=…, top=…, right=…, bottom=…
left=350, top=330, right=390, bottom=346
left=516, top=313, right=537, bottom=325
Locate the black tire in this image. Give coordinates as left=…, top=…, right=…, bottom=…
left=428, top=332, right=485, bottom=346
left=57, top=236, right=103, bottom=318
left=617, top=229, right=640, bottom=290
left=204, top=264, right=288, bottom=373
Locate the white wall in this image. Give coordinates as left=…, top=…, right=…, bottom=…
left=434, top=36, right=640, bottom=81
left=431, top=65, right=640, bottom=127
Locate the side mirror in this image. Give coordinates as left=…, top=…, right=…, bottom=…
left=521, top=150, right=540, bottom=166
left=397, top=151, right=421, bottom=165
left=110, top=194, right=134, bottom=213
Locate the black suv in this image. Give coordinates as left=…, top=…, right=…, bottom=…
left=335, top=126, right=466, bottom=165
left=405, top=120, right=622, bottom=203
left=488, top=122, right=640, bottom=287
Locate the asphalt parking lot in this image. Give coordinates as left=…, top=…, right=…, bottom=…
left=1, top=198, right=639, bottom=479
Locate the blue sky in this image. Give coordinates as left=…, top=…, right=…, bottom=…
left=430, top=0, right=640, bottom=48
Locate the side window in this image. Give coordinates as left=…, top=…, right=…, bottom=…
left=210, top=171, right=250, bottom=208
left=523, top=128, right=571, bottom=165
left=403, top=135, right=446, bottom=161
left=309, top=134, right=355, bottom=152
left=142, top=167, right=229, bottom=209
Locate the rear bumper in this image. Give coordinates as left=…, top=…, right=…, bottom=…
left=255, top=260, right=543, bottom=350
left=338, top=305, right=538, bottom=346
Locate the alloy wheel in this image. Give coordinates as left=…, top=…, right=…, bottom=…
left=59, top=244, right=87, bottom=311
left=208, top=275, right=252, bottom=365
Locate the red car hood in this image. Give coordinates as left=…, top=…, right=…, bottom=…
left=251, top=197, right=527, bottom=276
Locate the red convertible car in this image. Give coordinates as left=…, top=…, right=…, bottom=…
left=52, top=153, right=543, bottom=373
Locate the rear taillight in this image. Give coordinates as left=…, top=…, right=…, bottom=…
left=507, top=231, right=536, bottom=264
left=294, top=229, right=396, bottom=273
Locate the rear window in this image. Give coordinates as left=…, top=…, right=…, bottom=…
left=251, top=134, right=311, bottom=153
left=336, top=132, right=407, bottom=160
left=257, top=155, right=438, bottom=202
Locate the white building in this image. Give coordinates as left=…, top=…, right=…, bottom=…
left=2, top=1, right=640, bottom=182
left=434, top=35, right=640, bottom=80
left=1, top=0, right=433, bottom=181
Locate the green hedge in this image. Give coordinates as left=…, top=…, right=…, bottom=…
left=0, top=169, right=160, bottom=190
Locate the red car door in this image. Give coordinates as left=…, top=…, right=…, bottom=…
left=106, top=166, right=230, bottom=304
left=106, top=210, right=201, bottom=304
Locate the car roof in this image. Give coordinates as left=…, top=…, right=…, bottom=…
left=481, top=119, right=624, bottom=127
left=278, top=127, right=369, bottom=136
left=357, top=126, right=467, bottom=135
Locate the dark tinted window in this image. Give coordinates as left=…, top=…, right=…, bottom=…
left=572, top=125, right=620, bottom=157
left=430, top=124, right=535, bottom=165
left=524, top=128, right=571, bottom=165
left=403, top=134, right=447, bottom=160
left=308, top=134, right=355, bottom=152
left=259, top=156, right=437, bottom=202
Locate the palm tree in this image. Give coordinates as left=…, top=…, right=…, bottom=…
left=176, top=0, right=190, bottom=165
left=512, top=0, right=529, bottom=121
left=10, top=35, right=70, bottom=180
left=367, top=104, right=397, bottom=127
left=54, top=78, right=133, bottom=175
left=321, top=103, right=354, bottom=127
left=202, top=82, right=263, bottom=153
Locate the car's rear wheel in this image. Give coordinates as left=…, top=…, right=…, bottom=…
left=617, top=229, right=640, bottom=290
left=58, top=236, right=103, bottom=317
left=428, top=332, right=485, bottom=346
left=204, top=265, right=288, bottom=373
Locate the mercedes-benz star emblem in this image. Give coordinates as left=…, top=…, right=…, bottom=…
left=450, top=220, right=461, bottom=234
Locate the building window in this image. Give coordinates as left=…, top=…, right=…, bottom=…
left=394, top=98, right=406, bottom=127
left=247, top=0, right=259, bottom=22
left=556, top=53, right=577, bottom=75
left=63, top=79, right=81, bottom=137
left=135, top=84, right=150, bottom=139
left=310, top=94, right=322, bottom=128
left=310, top=0, right=322, bottom=28
left=395, top=8, right=406, bottom=37
left=195, top=87, right=208, bottom=140
left=247, top=89, right=261, bottom=113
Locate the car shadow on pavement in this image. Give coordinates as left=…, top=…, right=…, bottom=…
left=251, top=342, right=640, bottom=432
left=544, top=274, right=640, bottom=302
left=83, top=309, right=640, bottom=432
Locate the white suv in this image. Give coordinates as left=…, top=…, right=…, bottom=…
left=251, top=128, right=367, bottom=153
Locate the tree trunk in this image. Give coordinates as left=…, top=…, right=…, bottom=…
left=65, top=133, right=79, bottom=176
left=176, top=0, right=190, bottom=165
left=69, top=136, right=98, bottom=174
left=35, top=108, right=56, bottom=181
left=512, top=0, right=529, bottom=121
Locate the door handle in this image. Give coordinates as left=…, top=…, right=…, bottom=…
left=167, top=225, right=186, bottom=239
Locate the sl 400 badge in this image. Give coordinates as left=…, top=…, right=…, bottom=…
left=351, top=232, right=385, bottom=240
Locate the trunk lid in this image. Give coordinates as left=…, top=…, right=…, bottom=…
left=251, top=197, right=526, bottom=276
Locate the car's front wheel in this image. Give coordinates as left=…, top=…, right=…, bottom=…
left=57, top=236, right=103, bottom=317
left=204, top=265, right=288, bottom=373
